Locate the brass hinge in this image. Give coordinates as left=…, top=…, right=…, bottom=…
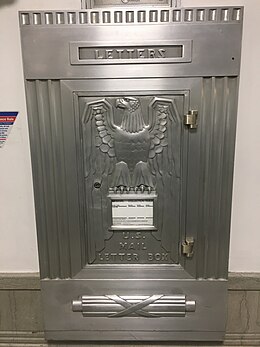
left=184, top=110, right=198, bottom=129
left=182, top=237, right=195, bottom=258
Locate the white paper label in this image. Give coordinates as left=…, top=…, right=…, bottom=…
left=112, top=200, right=153, bottom=226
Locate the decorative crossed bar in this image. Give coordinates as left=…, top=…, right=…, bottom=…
left=72, top=294, right=196, bottom=318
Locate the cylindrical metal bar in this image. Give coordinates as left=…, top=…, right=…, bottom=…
left=72, top=294, right=195, bottom=317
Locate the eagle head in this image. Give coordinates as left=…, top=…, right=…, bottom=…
left=115, top=97, right=145, bottom=133
left=116, top=97, right=140, bottom=113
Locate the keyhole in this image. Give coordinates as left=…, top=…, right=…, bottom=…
left=94, top=181, right=101, bottom=189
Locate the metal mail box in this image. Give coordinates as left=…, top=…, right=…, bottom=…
left=19, top=1, right=243, bottom=341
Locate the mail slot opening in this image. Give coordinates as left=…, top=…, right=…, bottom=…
left=78, top=45, right=183, bottom=60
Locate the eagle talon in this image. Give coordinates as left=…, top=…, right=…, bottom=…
left=112, top=185, right=128, bottom=193
left=133, top=184, right=153, bottom=193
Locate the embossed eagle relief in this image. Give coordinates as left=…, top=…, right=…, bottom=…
left=83, top=96, right=180, bottom=193
left=82, top=96, right=181, bottom=263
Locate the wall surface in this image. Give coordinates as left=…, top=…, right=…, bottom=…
left=0, top=0, right=259, bottom=273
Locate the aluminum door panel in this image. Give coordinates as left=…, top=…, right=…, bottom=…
left=21, top=5, right=242, bottom=342
left=41, top=279, right=227, bottom=341
left=19, top=8, right=243, bottom=79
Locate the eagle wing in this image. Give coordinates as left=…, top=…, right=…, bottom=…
left=147, top=97, right=181, bottom=263
left=82, top=99, right=117, bottom=263
left=83, top=99, right=117, bottom=163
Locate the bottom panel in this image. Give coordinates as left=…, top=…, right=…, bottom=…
left=46, top=331, right=225, bottom=341
left=41, top=276, right=227, bottom=341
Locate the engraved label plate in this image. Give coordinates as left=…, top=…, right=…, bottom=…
left=70, top=41, right=192, bottom=65
left=79, top=46, right=182, bottom=60
left=96, top=231, right=174, bottom=264
left=112, top=200, right=153, bottom=227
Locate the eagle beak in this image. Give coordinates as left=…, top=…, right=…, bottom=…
left=116, top=98, right=126, bottom=109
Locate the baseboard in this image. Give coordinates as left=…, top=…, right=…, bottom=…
left=225, top=333, right=260, bottom=346
left=0, top=331, right=260, bottom=347
left=0, top=331, right=45, bottom=347
left=0, top=272, right=259, bottom=346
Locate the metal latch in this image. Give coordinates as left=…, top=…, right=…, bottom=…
left=182, top=237, right=195, bottom=258
left=184, top=110, right=198, bottom=129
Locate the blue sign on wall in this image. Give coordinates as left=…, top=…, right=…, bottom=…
left=0, top=112, right=19, bottom=147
